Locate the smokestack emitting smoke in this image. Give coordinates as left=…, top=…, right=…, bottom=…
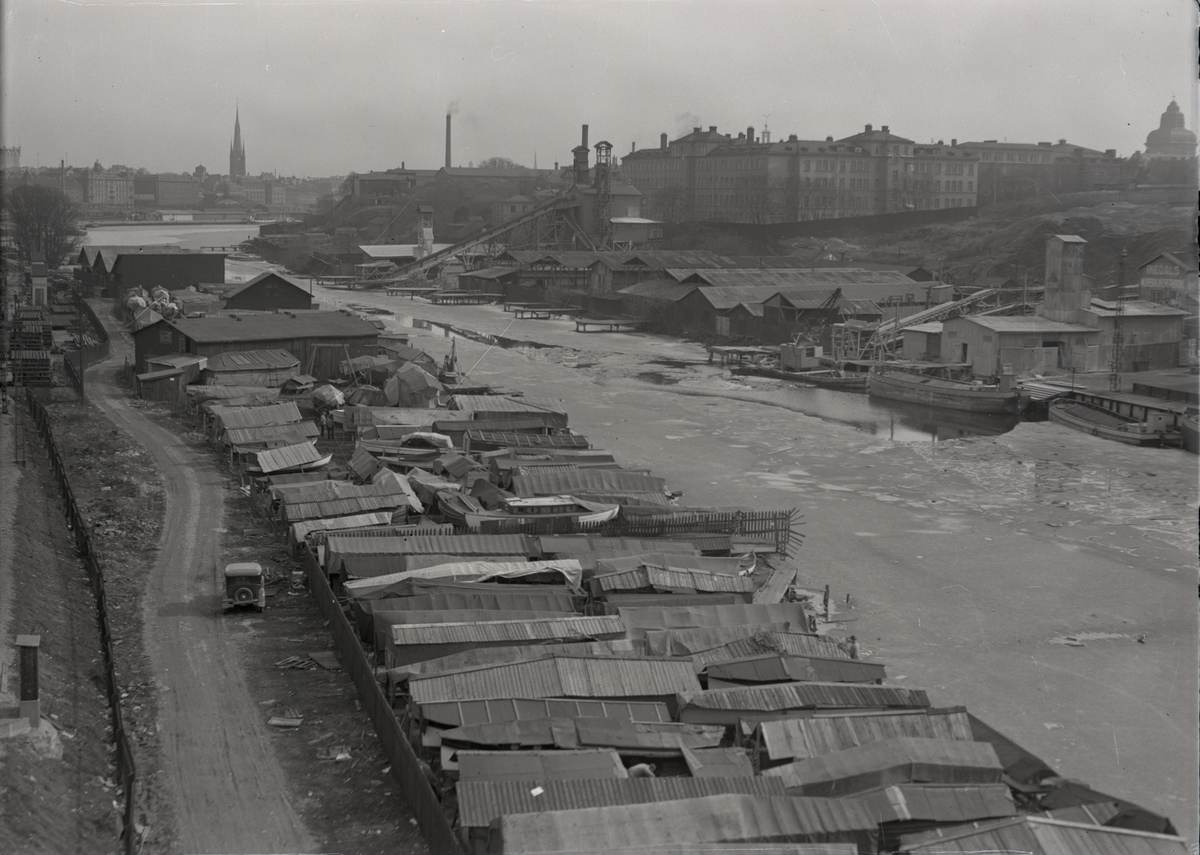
left=445, top=114, right=452, bottom=169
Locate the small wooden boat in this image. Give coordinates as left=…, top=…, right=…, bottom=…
left=1048, top=399, right=1180, bottom=447
left=244, top=450, right=333, bottom=475
left=730, top=364, right=867, bottom=391
left=868, top=368, right=1028, bottom=414
left=804, top=372, right=868, bottom=392
left=1181, top=413, right=1199, bottom=454
left=462, top=495, right=621, bottom=530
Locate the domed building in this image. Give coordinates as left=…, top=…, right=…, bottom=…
left=1145, top=100, right=1196, bottom=159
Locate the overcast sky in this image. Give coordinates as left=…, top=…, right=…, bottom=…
left=3, top=0, right=1196, bottom=177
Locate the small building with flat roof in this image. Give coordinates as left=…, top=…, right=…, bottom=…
left=941, top=315, right=1099, bottom=377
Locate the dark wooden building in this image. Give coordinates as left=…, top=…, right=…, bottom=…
left=132, top=310, right=379, bottom=378
left=109, top=251, right=227, bottom=298
left=222, top=271, right=314, bottom=311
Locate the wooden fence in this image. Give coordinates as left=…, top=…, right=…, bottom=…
left=24, top=389, right=137, bottom=854
left=303, top=547, right=465, bottom=853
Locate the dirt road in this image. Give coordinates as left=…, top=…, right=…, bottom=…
left=86, top=317, right=315, bottom=854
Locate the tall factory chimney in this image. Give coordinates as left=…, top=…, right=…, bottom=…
left=572, top=124, right=590, bottom=186
left=445, top=114, right=452, bottom=169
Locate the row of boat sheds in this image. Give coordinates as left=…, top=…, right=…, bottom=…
left=182, top=362, right=1187, bottom=855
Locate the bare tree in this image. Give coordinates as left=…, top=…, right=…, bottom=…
left=477, top=157, right=526, bottom=170
left=4, top=185, right=83, bottom=267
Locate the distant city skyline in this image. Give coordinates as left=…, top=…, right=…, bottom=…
left=2, top=0, right=1195, bottom=177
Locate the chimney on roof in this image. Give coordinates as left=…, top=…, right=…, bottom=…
left=881, top=125, right=890, bottom=134
left=708, top=126, right=717, bottom=133
left=938, top=140, right=944, bottom=145
left=738, top=132, right=745, bottom=141
left=865, top=123, right=873, bottom=133
left=747, top=126, right=754, bottom=143
left=1058, top=139, right=1067, bottom=145
left=826, top=136, right=833, bottom=142
left=661, top=133, right=668, bottom=151
left=788, top=134, right=797, bottom=142
left=554, top=161, right=558, bottom=170
left=445, top=113, right=452, bottom=169
left=951, top=139, right=957, bottom=147
left=693, top=127, right=701, bottom=134
left=1105, top=149, right=1116, bottom=157
left=631, top=142, right=636, bottom=153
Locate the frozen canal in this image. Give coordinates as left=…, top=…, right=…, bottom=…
left=315, top=286, right=1197, bottom=838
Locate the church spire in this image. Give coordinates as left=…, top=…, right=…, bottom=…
left=229, top=105, right=246, bottom=177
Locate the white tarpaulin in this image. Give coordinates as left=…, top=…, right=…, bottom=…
left=343, top=558, right=584, bottom=596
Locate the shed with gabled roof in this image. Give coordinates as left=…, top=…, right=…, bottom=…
left=221, top=271, right=314, bottom=311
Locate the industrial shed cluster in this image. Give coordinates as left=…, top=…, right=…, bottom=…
left=153, top=342, right=1187, bottom=855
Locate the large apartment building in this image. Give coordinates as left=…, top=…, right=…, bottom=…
left=955, top=139, right=1129, bottom=205
left=623, top=123, right=978, bottom=224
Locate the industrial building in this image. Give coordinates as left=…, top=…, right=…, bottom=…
left=132, top=310, right=379, bottom=377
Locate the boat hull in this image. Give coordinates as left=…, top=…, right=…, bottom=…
left=868, top=370, right=1025, bottom=414
left=1048, top=400, right=1171, bottom=447
left=1181, top=415, right=1199, bottom=454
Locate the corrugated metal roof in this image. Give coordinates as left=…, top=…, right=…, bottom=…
left=408, top=655, right=701, bottom=705
left=205, top=348, right=299, bottom=370
left=761, top=737, right=1003, bottom=796
left=274, top=478, right=408, bottom=505
left=899, top=815, right=1190, bottom=854
left=643, top=624, right=790, bottom=656
left=250, top=441, right=325, bottom=474
left=618, top=604, right=813, bottom=639
left=626, top=250, right=735, bottom=269
left=284, top=494, right=403, bottom=522
left=952, top=315, right=1096, bottom=333
left=392, top=614, right=625, bottom=647
left=211, top=401, right=302, bottom=430
left=682, top=746, right=754, bottom=778
left=542, top=538, right=697, bottom=558
left=853, top=783, right=1015, bottom=824
left=752, top=564, right=796, bottom=603
left=618, top=280, right=697, bottom=302
left=362, top=589, right=575, bottom=614
left=596, top=566, right=756, bottom=594
left=677, top=682, right=931, bottom=715
left=327, top=533, right=530, bottom=556
left=449, top=395, right=567, bottom=415
left=705, top=653, right=886, bottom=685
left=156, top=310, right=379, bottom=344
left=760, top=709, right=974, bottom=762
left=187, top=384, right=281, bottom=402
left=420, top=697, right=673, bottom=728
left=225, top=422, right=319, bottom=446
left=289, top=512, right=395, bottom=544
left=393, top=639, right=646, bottom=681
left=681, top=268, right=918, bottom=287
left=343, top=558, right=584, bottom=593
left=458, top=776, right=785, bottom=828
left=457, top=748, right=628, bottom=783
left=512, top=470, right=666, bottom=498
left=687, top=633, right=850, bottom=670
left=490, top=793, right=880, bottom=853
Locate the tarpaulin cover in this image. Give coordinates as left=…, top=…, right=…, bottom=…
left=343, top=559, right=584, bottom=595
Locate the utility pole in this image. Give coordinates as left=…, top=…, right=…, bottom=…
left=77, top=286, right=85, bottom=403
left=1109, top=249, right=1126, bottom=392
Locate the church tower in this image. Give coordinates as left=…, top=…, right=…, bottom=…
left=229, top=108, right=246, bottom=177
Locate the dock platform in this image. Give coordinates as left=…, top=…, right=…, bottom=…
left=574, top=318, right=647, bottom=333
